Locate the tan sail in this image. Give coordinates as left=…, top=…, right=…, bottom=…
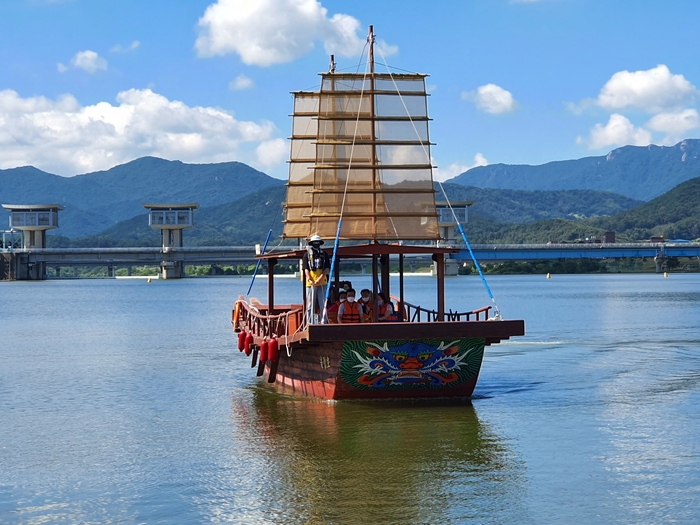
left=283, top=51, right=439, bottom=240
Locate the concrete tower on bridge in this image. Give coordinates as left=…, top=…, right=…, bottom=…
left=436, top=201, right=473, bottom=276
left=1, top=204, right=63, bottom=279
left=143, top=203, right=199, bottom=279
left=2, top=204, right=63, bottom=249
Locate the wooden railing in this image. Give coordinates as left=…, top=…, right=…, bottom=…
left=394, top=296, right=492, bottom=323
left=234, top=296, right=493, bottom=344
left=233, top=297, right=305, bottom=344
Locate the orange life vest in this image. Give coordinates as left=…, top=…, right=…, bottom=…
left=327, top=301, right=340, bottom=324
left=340, top=301, right=362, bottom=323
left=378, top=302, right=398, bottom=322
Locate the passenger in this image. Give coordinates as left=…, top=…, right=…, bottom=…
left=326, top=291, right=346, bottom=324
left=338, top=288, right=363, bottom=324
left=359, top=289, right=373, bottom=322
left=376, top=292, right=398, bottom=322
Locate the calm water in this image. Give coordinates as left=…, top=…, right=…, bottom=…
left=1, top=274, right=699, bottom=524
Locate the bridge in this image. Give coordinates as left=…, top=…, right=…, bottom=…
left=0, top=246, right=264, bottom=280
left=3, top=242, right=699, bottom=280
left=461, top=242, right=700, bottom=261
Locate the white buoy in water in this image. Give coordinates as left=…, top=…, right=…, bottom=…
left=546, top=273, right=551, bottom=279
left=664, top=272, right=668, bottom=278
left=147, top=278, right=152, bottom=283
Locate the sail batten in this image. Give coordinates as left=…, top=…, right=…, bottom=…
left=282, top=69, right=439, bottom=241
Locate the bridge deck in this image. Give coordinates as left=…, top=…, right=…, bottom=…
left=2, top=242, right=699, bottom=267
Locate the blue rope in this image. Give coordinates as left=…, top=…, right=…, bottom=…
left=455, top=221, right=501, bottom=318
left=246, top=228, right=273, bottom=297
left=325, top=219, right=343, bottom=304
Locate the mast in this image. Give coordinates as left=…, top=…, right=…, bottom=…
left=368, top=24, right=375, bottom=74
left=282, top=25, right=440, bottom=242
left=368, top=25, right=377, bottom=240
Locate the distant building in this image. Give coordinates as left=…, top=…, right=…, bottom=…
left=143, top=203, right=199, bottom=279
left=602, top=231, right=616, bottom=244
left=1, top=204, right=63, bottom=249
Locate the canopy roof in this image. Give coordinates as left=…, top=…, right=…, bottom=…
left=257, top=242, right=458, bottom=260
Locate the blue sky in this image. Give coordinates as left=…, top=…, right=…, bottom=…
left=2, top=0, right=700, bottom=181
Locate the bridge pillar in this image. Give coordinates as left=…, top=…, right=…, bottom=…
left=55, top=266, right=61, bottom=278
left=143, top=203, right=199, bottom=280
left=654, top=255, right=666, bottom=273
left=0, top=253, right=15, bottom=281
left=654, top=246, right=667, bottom=273
left=431, top=259, right=460, bottom=277
left=160, top=260, right=181, bottom=280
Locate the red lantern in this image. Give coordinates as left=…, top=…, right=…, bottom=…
left=237, top=331, right=246, bottom=351
left=244, top=333, right=254, bottom=356
left=259, top=339, right=269, bottom=364
left=268, top=338, right=279, bottom=363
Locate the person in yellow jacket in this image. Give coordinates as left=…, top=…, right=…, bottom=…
left=302, top=235, right=331, bottom=324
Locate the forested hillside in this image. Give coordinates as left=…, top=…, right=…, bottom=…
left=46, top=183, right=668, bottom=247
left=437, top=184, right=641, bottom=223
left=0, top=157, right=283, bottom=237
left=448, top=139, right=700, bottom=201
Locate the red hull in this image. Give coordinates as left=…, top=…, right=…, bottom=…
left=235, top=299, right=524, bottom=401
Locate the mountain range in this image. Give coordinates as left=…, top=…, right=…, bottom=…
left=0, top=157, right=283, bottom=237
left=460, top=175, right=700, bottom=244
left=50, top=183, right=642, bottom=247
left=2, top=139, right=700, bottom=246
left=448, top=139, right=700, bottom=201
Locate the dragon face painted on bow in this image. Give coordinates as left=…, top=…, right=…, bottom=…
left=348, top=339, right=476, bottom=388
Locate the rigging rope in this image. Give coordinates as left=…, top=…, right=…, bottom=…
left=376, top=45, right=502, bottom=320
left=320, top=42, right=372, bottom=321
left=246, top=200, right=283, bottom=298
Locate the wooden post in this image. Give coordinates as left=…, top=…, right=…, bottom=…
left=381, top=254, right=390, bottom=301
left=435, top=253, right=445, bottom=321
left=399, top=254, right=405, bottom=322
left=372, top=254, right=379, bottom=322
left=268, top=258, right=277, bottom=315
left=300, top=254, right=307, bottom=316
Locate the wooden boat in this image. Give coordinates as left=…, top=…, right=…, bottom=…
left=232, top=27, right=524, bottom=400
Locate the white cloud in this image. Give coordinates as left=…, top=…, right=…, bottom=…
left=645, top=109, right=700, bottom=139
left=195, top=0, right=396, bottom=66
left=596, top=65, right=698, bottom=113
left=57, top=62, right=68, bottom=73
left=110, top=40, right=140, bottom=53
left=70, top=50, right=108, bottom=73
left=255, top=138, right=288, bottom=170
left=0, top=88, right=280, bottom=176
left=577, top=113, right=653, bottom=150
left=229, top=74, right=254, bottom=90
left=462, top=84, right=517, bottom=114
left=433, top=153, right=488, bottom=182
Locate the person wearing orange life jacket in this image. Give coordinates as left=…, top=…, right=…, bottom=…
left=337, top=289, right=363, bottom=324
left=376, top=292, right=398, bottom=322
left=358, top=289, right=373, bottom=323
left=326, top=291, right=346, bottom=324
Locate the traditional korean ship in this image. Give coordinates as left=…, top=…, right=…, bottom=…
left=232, top=27, right=524, bottom=400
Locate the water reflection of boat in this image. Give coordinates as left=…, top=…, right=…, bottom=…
left=232, top=26, right=524, bottom=400
left=230, top=388, right=527, bottom=524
